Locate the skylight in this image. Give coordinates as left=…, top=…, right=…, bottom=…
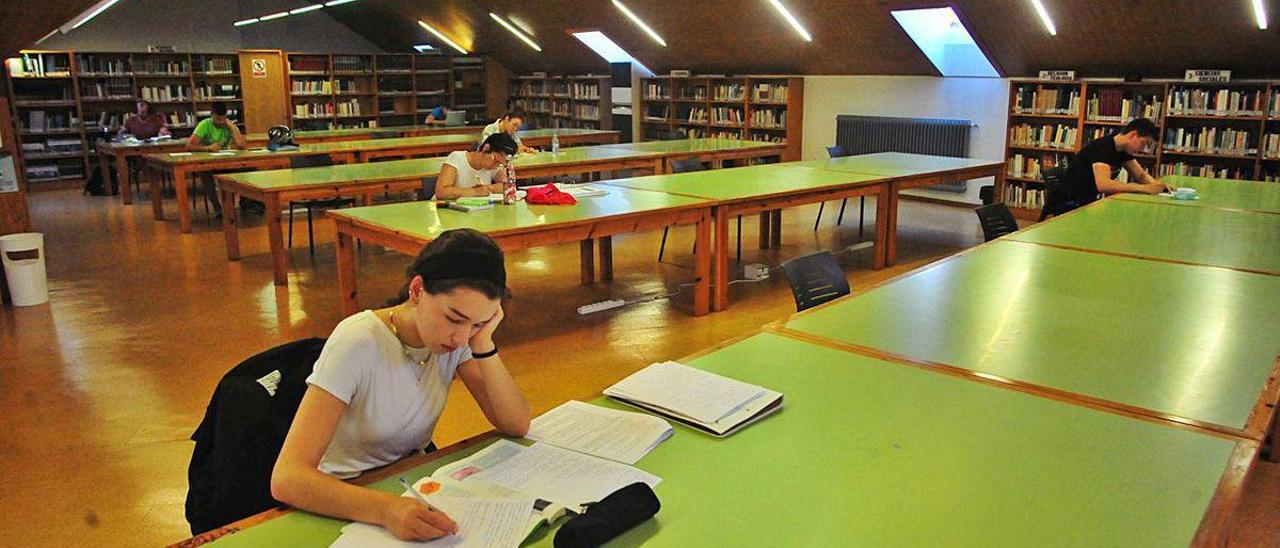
left=413, top=44, right=435, bottom=53
left=891, top=7, right=999, bottom=77
left=571, top=31, right=652, bottom=75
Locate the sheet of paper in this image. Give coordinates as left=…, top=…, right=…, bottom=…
left=606, top=361, right=765, bottom=423
left=527, top=400, right=672, bottom=464
left=169, top=152, right=193, bottom=157
left=437, top=440, right=660, bottom=510
left=332, top=496, right=531, bottom=548
left=208, top=151, right=236, bottom=156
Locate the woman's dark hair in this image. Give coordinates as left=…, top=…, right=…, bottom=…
left=480, top=132, right=518, bottom=156
left=390, top=228, right=511, bottom=305
left=499, top=109, right=527, bottom=121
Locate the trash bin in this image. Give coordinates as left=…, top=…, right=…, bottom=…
left=0, top=232, right=48, bottom=306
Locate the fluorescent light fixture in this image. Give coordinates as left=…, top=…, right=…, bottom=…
left=34, top=28, right=60, bottom=44
left=418, top=21, right=468, bottom=54
left=571, top=31, right=652, bottom=74
left=290, top=4, right=324, bottom=15
left=767, top=0, right=812, bottom=42
left=325, top=0, right=359, bottom=5
left=1252, top=0, right=1268, bottom=29
left=611, top=0, right=666, bottom=47
left=413, top=44, right=436, bottom=53
left=259, top=11, right=289, bottom=21
left=489, top=13, right=542, bottom=52
left=1029, top=0, right=1057, bottom=36
left=62, top=0, right=122, bottom=31
left=233, top=17, right=260, bottom=27
left=891, top=7, right=999, bottom=77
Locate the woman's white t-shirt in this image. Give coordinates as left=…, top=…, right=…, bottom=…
left=306, top=310, right=473, bottom=479
left=443, top=150, right=498, bottom=190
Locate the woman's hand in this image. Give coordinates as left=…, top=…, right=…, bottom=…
left=380, top=496, right=458, bottom=541
left=470, top=304, right=504, bottom=352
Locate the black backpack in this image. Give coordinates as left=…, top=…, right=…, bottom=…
left=185, top=338, right=327, bottom=535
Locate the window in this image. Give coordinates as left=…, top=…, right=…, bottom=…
left=571, top=31, right=652, bottom=76
left=891, top=7, right=999, bottom=77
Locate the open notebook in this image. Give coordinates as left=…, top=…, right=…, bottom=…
left=604, top=361, right=783, bottom=437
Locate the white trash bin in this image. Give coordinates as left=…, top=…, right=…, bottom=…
left=0, top=232, right=48, bottom=306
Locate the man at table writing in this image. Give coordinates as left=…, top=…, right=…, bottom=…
left=1043, top=118, right=1170, bottom=218
left=120, top=100, right=170, bottom=140
left=187, top=102, right=247, bottom=217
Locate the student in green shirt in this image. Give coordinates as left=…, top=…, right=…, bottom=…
left=186, top=102, right=247, bottom=216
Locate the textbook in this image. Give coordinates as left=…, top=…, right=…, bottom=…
left=604, top=361, right=783, bottom=437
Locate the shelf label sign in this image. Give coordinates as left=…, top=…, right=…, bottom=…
left=1038, top=70, right=1075, bottom=81
left=251, top=59, right=267, bottom=79
left=1185, top=69, right=1230, bottom=83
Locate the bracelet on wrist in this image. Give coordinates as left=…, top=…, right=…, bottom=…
left=471, top=345, right=498, bottom=359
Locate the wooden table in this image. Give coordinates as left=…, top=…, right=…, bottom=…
left=216, top=145, right=669, bottom=287
left=95, top=139, right=189, bottom=205
left=242, top=123, right=480, bottom=145
left=801, top=152, right=1006, bottom=265
left=142, top=129, right=620, bottom=233
left=1119, top=175, right=1280, bottom=215
left=355, top=128, right=621, bottom=161
left=180, top=332, right=1254, bottom=547
left=598, top=163, right=893, bottom=311
left=328, top=188, right=715, bottom=316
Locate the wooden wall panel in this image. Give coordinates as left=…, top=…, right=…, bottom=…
left=238, top=50, right=289, bottom=134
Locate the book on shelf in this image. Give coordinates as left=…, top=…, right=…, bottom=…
left=7, top=53, right=71, bottom=77
left=748, top=132, right=786, bottom=144
left=1011, top=84, right=1080, bottom=115
left=77, top=54, right=129, bottom=75
left=681, top=106, right=708, bottom=124
left=1264, top=134, right=1280, bottom=159
left=1163, top=126, right=1257, bottom=156
left=749, top=108, right=786, bottom=129
left=291, top=79, right=333, bottom=94
left=192, top=57, right=234, bottom=74
left=80, top=79, right=134, bottom=99
left=135, top=57, right=189, bottom=75
left=1004, top=184, right=1046, bottom=210
left=1008, top=123, right=1076, bottom=150
left=1159, top=162, right=1250, bottom=179
left=573, top=104, right=600, bottom=120
left=710, top=106, right=743, bottom=126
left=1007, top=152, right=1070, bottom=180
left=140, top=84, right=191, bottom=102
left=571, top=81, right=600, bottom=99
left=288, top=56, right=329, bottom=73
left=1166, top=87, right=1265, bottom=117
left=752, top=82, right=788, bottom=102
left=713, top=83, right=744, bottom=101
left=335, top=99, right=363, bottom=116
left=194, top=83, right=239, bottom=101
left=1086, top=89, right=1160, bottom=122
left=1269, top=90, right=1280, bottom=118
left=643, top=82, right=669, bottom=99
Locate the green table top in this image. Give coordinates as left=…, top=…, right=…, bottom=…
left=799, top=152, right=1003, bottom=177
left=601, top=162, right=887, bottom=201
left=209, top=332, right=1238, bottom=547
left=597, top=138, right=781, bottom=155
left=785, top=240, right=1280, bottom=433
left=247, top=124, right=479, bottom=141
left=1118, top=175, right=1280, bottom=214
left=329, top=186, right=712, bottom=239
left=1009, top=198, right=1280, bottom=274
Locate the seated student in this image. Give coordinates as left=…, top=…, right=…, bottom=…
left=423, top=105, right=450, bottom=124
left=434, top=133, right=517, bottom=200
left=271, top=228, right=530, bottom=542
left=120, top=100, right=170, bottom=139
left=1043, top=118, right=1171, bottom=218
left=186, top=102, right=247, bottom=216
left=478, top=110, right=537, bottom=155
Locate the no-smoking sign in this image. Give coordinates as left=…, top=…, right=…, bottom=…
left=251, top=59, right=267, bottom=78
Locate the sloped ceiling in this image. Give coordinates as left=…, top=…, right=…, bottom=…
left=1, top=0, right=99, bottom=58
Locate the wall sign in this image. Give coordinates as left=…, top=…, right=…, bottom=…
left=252, top=59, right=267, bottom=79
left=1184, top=69, right=1231, bottom=83
left=1038, top=70, right=1075, bottom=81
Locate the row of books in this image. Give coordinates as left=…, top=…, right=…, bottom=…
left=294, top=102, right=335, bottom=118
left=1163, top=127, right=1256, bottom=156
left=21, top=110, right=78, bottom=132
left=680, top=107, right=708, bottom=123
left=194, top=83, right=239, bottom=101
left=1011, top=85, right=1080, bottom=115
left=7, top=54, right=71, bottom=77
left=289, top=57, right=329, bottom=72
left=335, top=120, right=377, bottom=129
left=1271, top=91, right=1280, bottom=118
left=332, top=56, right=371, bottom=72
left=1264, top=170, right=1280, bottom=183
left=1166, top=88, right=1266, bottom=117
left=192, top=57, right=234, bottom=74
left=747, top=132, right=786, bottom=144
left=1158, top=162, right=1250, bottom=179
left=85, top=111, right=126, bottom=131
left=646, top=105, right=671, bottom=120
left=1085, top=91, right=1161, bottom=122
left=1008, top=123, right=1076, bottom=149
left=678, top=86, right=708, bottom=101
left=292, top=79, right=333, bottom=94
left=753, top=83, right=788, bottom=102
left=335, top=79, right=365, bottom=93
left=80, top=80, right=133, bottom=99
left=515, top=98, right=552, bottom=113
left=335, top=99, right=363, bottom=116
left=135, top=58, right=189, bottom=75
left=552, top=102, right=571, bottom=117
left=675, top=127, right=742, bottom=140
left=750, top=108, right=787, bottom=129
left=710, top=106, right=744, bottom=126
left=140, top=85, right=190, bottom=102
left=713, top=83, right=745, bottom=101
left=22, top=138, right=83, bottom=154
left=1004, top=184, right=1046, bottom=210
left=514, top=81, right=546, bottom=96
left=77, top=55, right=129, bottom=75
left=1006, top=152, right=1069, bottom=180
left=573, top=104, right=600, bottom=120
left=1263, top=133, right=1280, bottom=159
left=571, top=82, right=600, bottom=100
left=162, top=111, right=197, bottom=127
left=643, top=82, right=670, bottom=100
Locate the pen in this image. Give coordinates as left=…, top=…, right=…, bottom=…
left=398, top=477, right=445, bottom=514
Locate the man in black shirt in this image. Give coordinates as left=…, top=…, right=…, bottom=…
left=1044, top=118, right=1170, bottom=217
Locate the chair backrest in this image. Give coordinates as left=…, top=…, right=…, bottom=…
left=290, top=154, right=333, bottom=169
left=420, top=176, right=438, bottom=200
left=974, top=203, right=1019, bottom=242
left=826, top=145, right=847, bottom=158
left=1042, top=165, right=1066, bottom=201
left=370, top=131, right=401, bottom=140
left=669, top=158, right=707, bottom=174
left=778, top=252, right=851, bottom=312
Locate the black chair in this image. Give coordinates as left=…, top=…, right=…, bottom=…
left=419, top=176, right=438, bottom=200
left=779, top=251, right=851, bottom=312
left=287, top=155, right=357, bottom=256
left=1038, top=166, right=1067, bottom=221
left=657, top=158, right=708, bottom=262
left=974, top=203, right=1019, bottom=242
left=813, top=145, right=865, bottom=237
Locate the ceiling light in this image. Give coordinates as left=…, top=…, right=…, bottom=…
left=64, top=0, right=122, bottom=31
left=259, top=11, right=289, bottom=21
left=233, top=18, right=260, bottom=26
left=1252, top=0, right=1268, bottom=30
left=611, top=0, right=666, bottom=47
left=767, top=0, right=812, bottom=42
left=418, top=21, right=468, bottom=54
left=289, top=4, right=324, bottom=15
left=1030, top=0, right=1057, bottom=36
left=489, top=13, right=542, bottom=52
left=325, top=0, right=359, bottom=5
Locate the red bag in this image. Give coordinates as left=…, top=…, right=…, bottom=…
left=524, top=183, right=578, bottom=205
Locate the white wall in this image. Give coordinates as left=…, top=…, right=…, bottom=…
left=39, top=0, right=384, bottom=53
left=802, top=76, right=1009, bottom=204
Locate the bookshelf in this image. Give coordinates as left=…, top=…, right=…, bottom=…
left=637, top=75, right=803, bottom=161
left=413, top=52, right=453, bottom=121
left=452, top=56, right=488, bottom=113
left=375, top=54, right=416, bottom=127
left=5, top=50, right=87, bottom=186
left=508, top=74, right=612, bottom=131
left=1003, top=79, right=1280, bottom=220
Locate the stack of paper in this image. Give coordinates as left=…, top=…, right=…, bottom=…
left=555, top=184, right=608, bottom=198
left=527, top=400, right=673, bottom=464
left=604, top=361, right=783, bottom=437
left=331, top=496, right=531, bottom=548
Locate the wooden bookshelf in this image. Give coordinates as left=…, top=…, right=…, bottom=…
left=638, top=75, right=803, bottom=161
left=5, top=50, right=86, bottom=187
left=509, top=74, right=612, bottom=131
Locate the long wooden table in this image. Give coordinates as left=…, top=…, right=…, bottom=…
left=142, top=129, right=620, bottom=233
left=329, top=188, right=716, bottom=316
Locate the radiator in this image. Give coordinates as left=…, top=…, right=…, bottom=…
left=835, top=115, right=974, bottom=193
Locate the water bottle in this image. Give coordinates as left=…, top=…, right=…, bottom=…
left=551, top=131, right=560, bottom=155
left=502, top=162, right=517, bottom=205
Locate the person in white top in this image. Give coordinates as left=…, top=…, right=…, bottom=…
left=272, top=228, right=530, bottom=542
left=478, top=109, right=537, bottom=154
left=433, top=132, right=518, bottom=200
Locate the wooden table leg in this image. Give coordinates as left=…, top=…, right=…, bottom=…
left=176, top=166, right=193, bottom=233
left=758, top=211, right=771, bottom=249
left=117, top=153, right=134, bottom=204
left=993, top=168, right=1007, bottom=207
left=693, top=209, right=711, bottom=316
left=770, top=209, right=782, bottom=246
left=96, top=150, right=111, bottom=196
left=264, top=194, right=288, bottom=286
left=876, top=183, right=896, bottom=268
left=149, top=164, right=165, bottom=220
left=579, top=240, right=595, bottom=285
left=712, top=206, right=730, bottom=312
left=221, top=188, right=241, bottom=261
left=598, top=237, right=613, bottom=282
left=337, top=228, right=358, bottom=316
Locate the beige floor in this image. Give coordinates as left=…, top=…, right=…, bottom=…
left=0, top=189, right=1275, bottom=547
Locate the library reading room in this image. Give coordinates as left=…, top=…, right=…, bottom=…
left=2, top=1, right=1280, bottom=547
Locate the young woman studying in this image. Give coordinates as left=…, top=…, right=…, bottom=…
left=271, top=229, right=531, bottom=542
left=433, top=132, right=519, bottom=200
